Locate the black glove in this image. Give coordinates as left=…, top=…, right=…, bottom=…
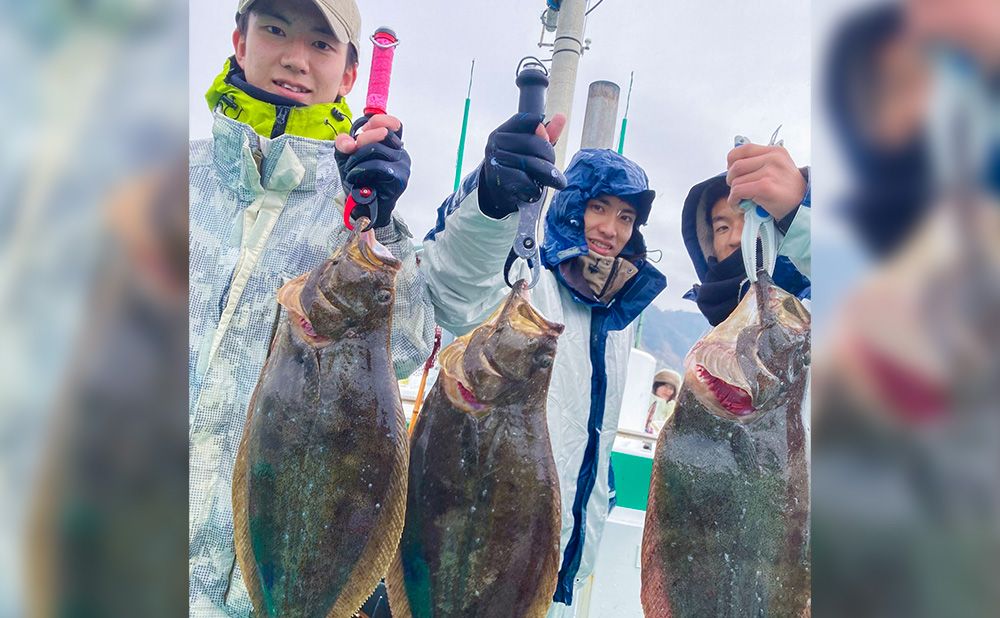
left=478, top=113, right=567, bottom=219
left=335, top=127, right=411, bottom=229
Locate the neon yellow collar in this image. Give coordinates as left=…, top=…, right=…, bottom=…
left=205, top=57, right=353, bottom=141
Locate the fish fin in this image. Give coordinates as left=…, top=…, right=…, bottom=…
left=232, top=380, right=267, bottom=615
left=384, top=551, right=413, bottom=618
left=527, top=503, right=563, bottom=617
left=327, top=406, right=410, bottom=618
left=640, top=452, right=672, bottom=618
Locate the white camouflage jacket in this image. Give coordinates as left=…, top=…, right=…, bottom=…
left=188, top=113, right=434, bottom=617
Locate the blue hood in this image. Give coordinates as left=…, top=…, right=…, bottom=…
left=542, top=149, right=655, bottom=268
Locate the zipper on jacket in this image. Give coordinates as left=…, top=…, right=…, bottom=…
left=554, top=310, right=610, bottom=605
left=597, top=258, right=621, bottom=299
left=271, top=105, right=291, bottom=138
left=218, top=94, right=242, bottom=121
left=250, top=143, right=264, bottom=176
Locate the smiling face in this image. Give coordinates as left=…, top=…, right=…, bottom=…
left=584, top=195, right=637, bottom=257
left=233, top=0, right=357, bottom=106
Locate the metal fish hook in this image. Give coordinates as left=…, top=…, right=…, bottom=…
left=768, top=124, right=784, bottom=147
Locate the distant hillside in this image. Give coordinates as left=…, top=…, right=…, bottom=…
left=638, top=307, right=710, bottom=372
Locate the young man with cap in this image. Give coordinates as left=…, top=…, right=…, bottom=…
left=420, top=113, right=667, bottom=614
left=188, top=0, right=434, bottom=614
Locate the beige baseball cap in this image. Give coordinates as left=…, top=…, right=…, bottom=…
left=238, top=0, right=361, bottom=57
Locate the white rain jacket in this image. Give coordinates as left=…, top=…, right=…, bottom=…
left=188, top=112, right=434, bottom=617
left=421, top=150, right=667, bottom=613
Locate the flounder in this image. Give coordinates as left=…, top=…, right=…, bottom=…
left=387, top=282, right=564, bottom=618
left=233, top=225, right=409, bottom=618
left=641, top=270, right=811, bottom=617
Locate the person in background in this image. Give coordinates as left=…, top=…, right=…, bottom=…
left=644, top=369, right=681, bottom=436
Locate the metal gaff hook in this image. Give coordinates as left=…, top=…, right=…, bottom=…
left=734, top=126, right=783, bottom=281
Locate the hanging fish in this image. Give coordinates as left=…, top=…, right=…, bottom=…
left=232, top=222, right=408, bottom=618
left=387, top=282, right=564, bottom=618
left=641, top=270, right=811, bottom=618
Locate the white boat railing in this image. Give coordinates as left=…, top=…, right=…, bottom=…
left=407, top=393, right=661, bottom=447
left=615, top=427, right=658, bottom=445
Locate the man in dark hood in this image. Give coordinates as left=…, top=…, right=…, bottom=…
left=682, top=143, right=811, bottom=326
left=824, top=3, right=934, bottom=258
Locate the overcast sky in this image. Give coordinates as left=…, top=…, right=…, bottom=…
left=190, top=0, right=810, bottom=311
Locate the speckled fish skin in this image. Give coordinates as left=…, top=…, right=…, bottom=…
left=641, top=271, right=811, bottom=618
left=386, top=283, right=564, bottom=618
left=233, top=227, right=408, bottom=618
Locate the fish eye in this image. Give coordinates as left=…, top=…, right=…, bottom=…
left=535, top=352, right=553, bottom=369
left=375, top=289, right=392, bottom=304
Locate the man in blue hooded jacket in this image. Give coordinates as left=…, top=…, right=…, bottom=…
left=420, top=112, right=666, bottom=614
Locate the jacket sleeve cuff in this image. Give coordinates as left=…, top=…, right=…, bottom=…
left=775, top=167, right=810, bottom=235
left=777, top=206, right=811, bottom=278
left=374, top=213, right=412, bottom=245
left=475, top=165, right=520, bottom=221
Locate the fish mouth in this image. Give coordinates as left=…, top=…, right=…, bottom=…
left=293, top=311, right=325, bottom=342
left=348, top=227, right=402, bottom=272
left=855, top=338, right=948, bottom=423
left=695, top=364, right=754, bottom=416
left=275, top=264, right=359, bottom=347
left=277, top=273, right=332, bottom=346
left=505, top=282, right=565, bottom=339
left=456, top=380, right=486, bottom=411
